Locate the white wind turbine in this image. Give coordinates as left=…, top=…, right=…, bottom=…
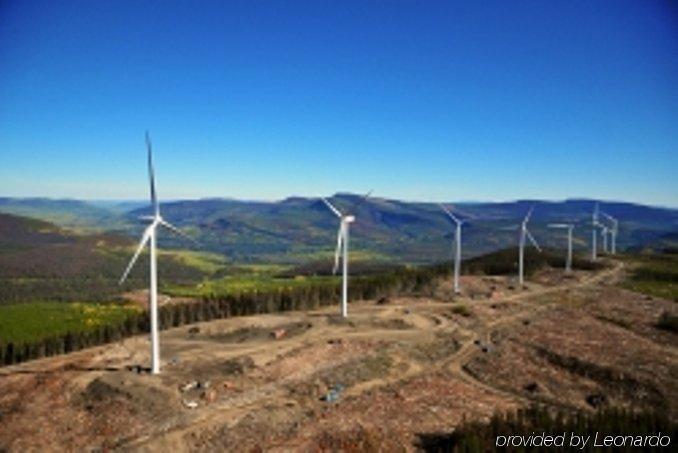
left=518, top=207, right=541, bottom=287
left=439, top=204, right=464, bottom=294
left=320, top=193, right=370, bottom=318
left=601, top=224, right=609, bottom=253
left=548, top=223, right=575, bottom=273
left=599, top=211, right=618, bottom=254
left=119, top=132, right=195, bottom=375
left=591, top=203, right=600, bottom=261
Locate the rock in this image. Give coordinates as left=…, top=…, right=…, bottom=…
left=201, top=389, right=218, bottom=404
left=270, top=328, right=287, bottom=340
left=586, top=393, right=607, bottom=408
left=220, top=356, right=255, bottom=375
left=376, top=296, right=390, bottom=305
left=524, top=382, right=539, bottom=393
left=127, top=365, right=144, bottom=374
left=181, top=381, right=198, bottom=392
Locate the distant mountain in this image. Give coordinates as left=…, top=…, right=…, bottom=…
left=131, top=195, right=678, bottom=264
left=2, top=195, right=677, bottom=264
left=0, top=213, right=207, bottom=304
left=0, top=198, right=126, bottom=231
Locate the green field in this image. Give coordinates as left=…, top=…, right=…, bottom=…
left=621, top=252, right=678, bottom=302
left=158, top=249, right=229, bottom=274
left=164, top=273, right=340, bottom=298
left=0, top=302, right=141, bottom=344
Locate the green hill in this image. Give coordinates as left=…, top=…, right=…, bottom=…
left=0, top=213, right=210, bottom=304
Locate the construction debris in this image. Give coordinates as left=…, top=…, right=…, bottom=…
left=181, top=381, right=198, bottom=392
left=182, top=399, right=198, bottom=409
left=320, top=383, right=346, bottom=403
left=270, top=328, right=287, bottom=340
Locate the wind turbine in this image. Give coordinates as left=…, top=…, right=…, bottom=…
left=548, top=223, right=574, bottom=272
left=320, top=193, right=370, bottom=318
left=119, top=131, right=195, bottom=375
left=591, top=203, right=600, bottom=261
left=439, top=204, right=463, bottom=294
left=518, top=207, right=541, bottom=287
left=601, top=224, right=609, bottom=253
left=599, top=211, right=618, bottom=254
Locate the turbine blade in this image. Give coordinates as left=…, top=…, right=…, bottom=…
left=332, top=224, right=343, bottom=275
left=146, top=131, right=159, bottom=217
left=159, top=219, right=197, bottom=244
left=524, top=206, right=535, bottom=223
left=321, top=197, right=343, bottom=218
left=439, top=204, right=461, bottom=224
left=349, top=189, right=373, bottom=212
left=119, top=226, right=153, bottom=284
left=548, top=223, right=569, bottom=228
left=599, top=211, right=617, bottom=228
left=526, top=229, right=542, bottom=252
left=499, top=225, right=520, bottom=231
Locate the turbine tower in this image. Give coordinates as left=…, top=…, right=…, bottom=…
left=600, top=211, right=618, bottom=254
left=439, top=204, right=463, bottom=294
left=591, top=203, right=600, bottom=261
left=548, top=223, right=574, bottom=272
left=519, top=207, right=541, bottom=287
left=601, top=224, right=609, bottom=253
left=321, top=193, right=370, bottom=318
left=119, top=132, right=194, bottom=375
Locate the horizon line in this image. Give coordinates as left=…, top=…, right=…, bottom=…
left=1, top=194, right=677, bottom=210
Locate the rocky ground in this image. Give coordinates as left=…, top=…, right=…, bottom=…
left=0, top=258, right=676, bottom=452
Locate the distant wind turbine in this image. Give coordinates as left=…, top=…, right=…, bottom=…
left=591, top=203, right=600, bottom=261
left=601, top=224, right=609, bottom=253
left=119, top=132, right=195, bottom=375
left=599, top=211, right=618, bottom=254
left=321, top=192, right=371, bottom=318
left=439, top=204, right=464, bottom=294
left=548, top=223, right=574, bottom=273
left=518, top=207, right=541, bottom=287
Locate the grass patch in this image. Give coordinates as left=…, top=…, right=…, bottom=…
left=620, top=252, right=678, bottom=302
left=164, top=274, right=340, bottom=298
left=451, top=304, right=472, bottom=317
left=0, top=301, right=141, bottom=344
left=159, top=249, right=228, bottom=274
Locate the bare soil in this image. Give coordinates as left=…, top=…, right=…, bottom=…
left=1, top=259, right=676, bottom=452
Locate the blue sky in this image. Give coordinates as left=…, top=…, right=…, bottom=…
left=1, top=0, right=676, bottom=206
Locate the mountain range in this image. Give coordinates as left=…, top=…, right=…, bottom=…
left=1, top=195, right=677, bottom=264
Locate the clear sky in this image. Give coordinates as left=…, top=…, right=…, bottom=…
left=1, top=0, right=676, bottom=206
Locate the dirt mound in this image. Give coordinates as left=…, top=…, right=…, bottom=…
left=78, top=373, right=177, bottom=418
left=206, top=321, right=313, bottom=343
